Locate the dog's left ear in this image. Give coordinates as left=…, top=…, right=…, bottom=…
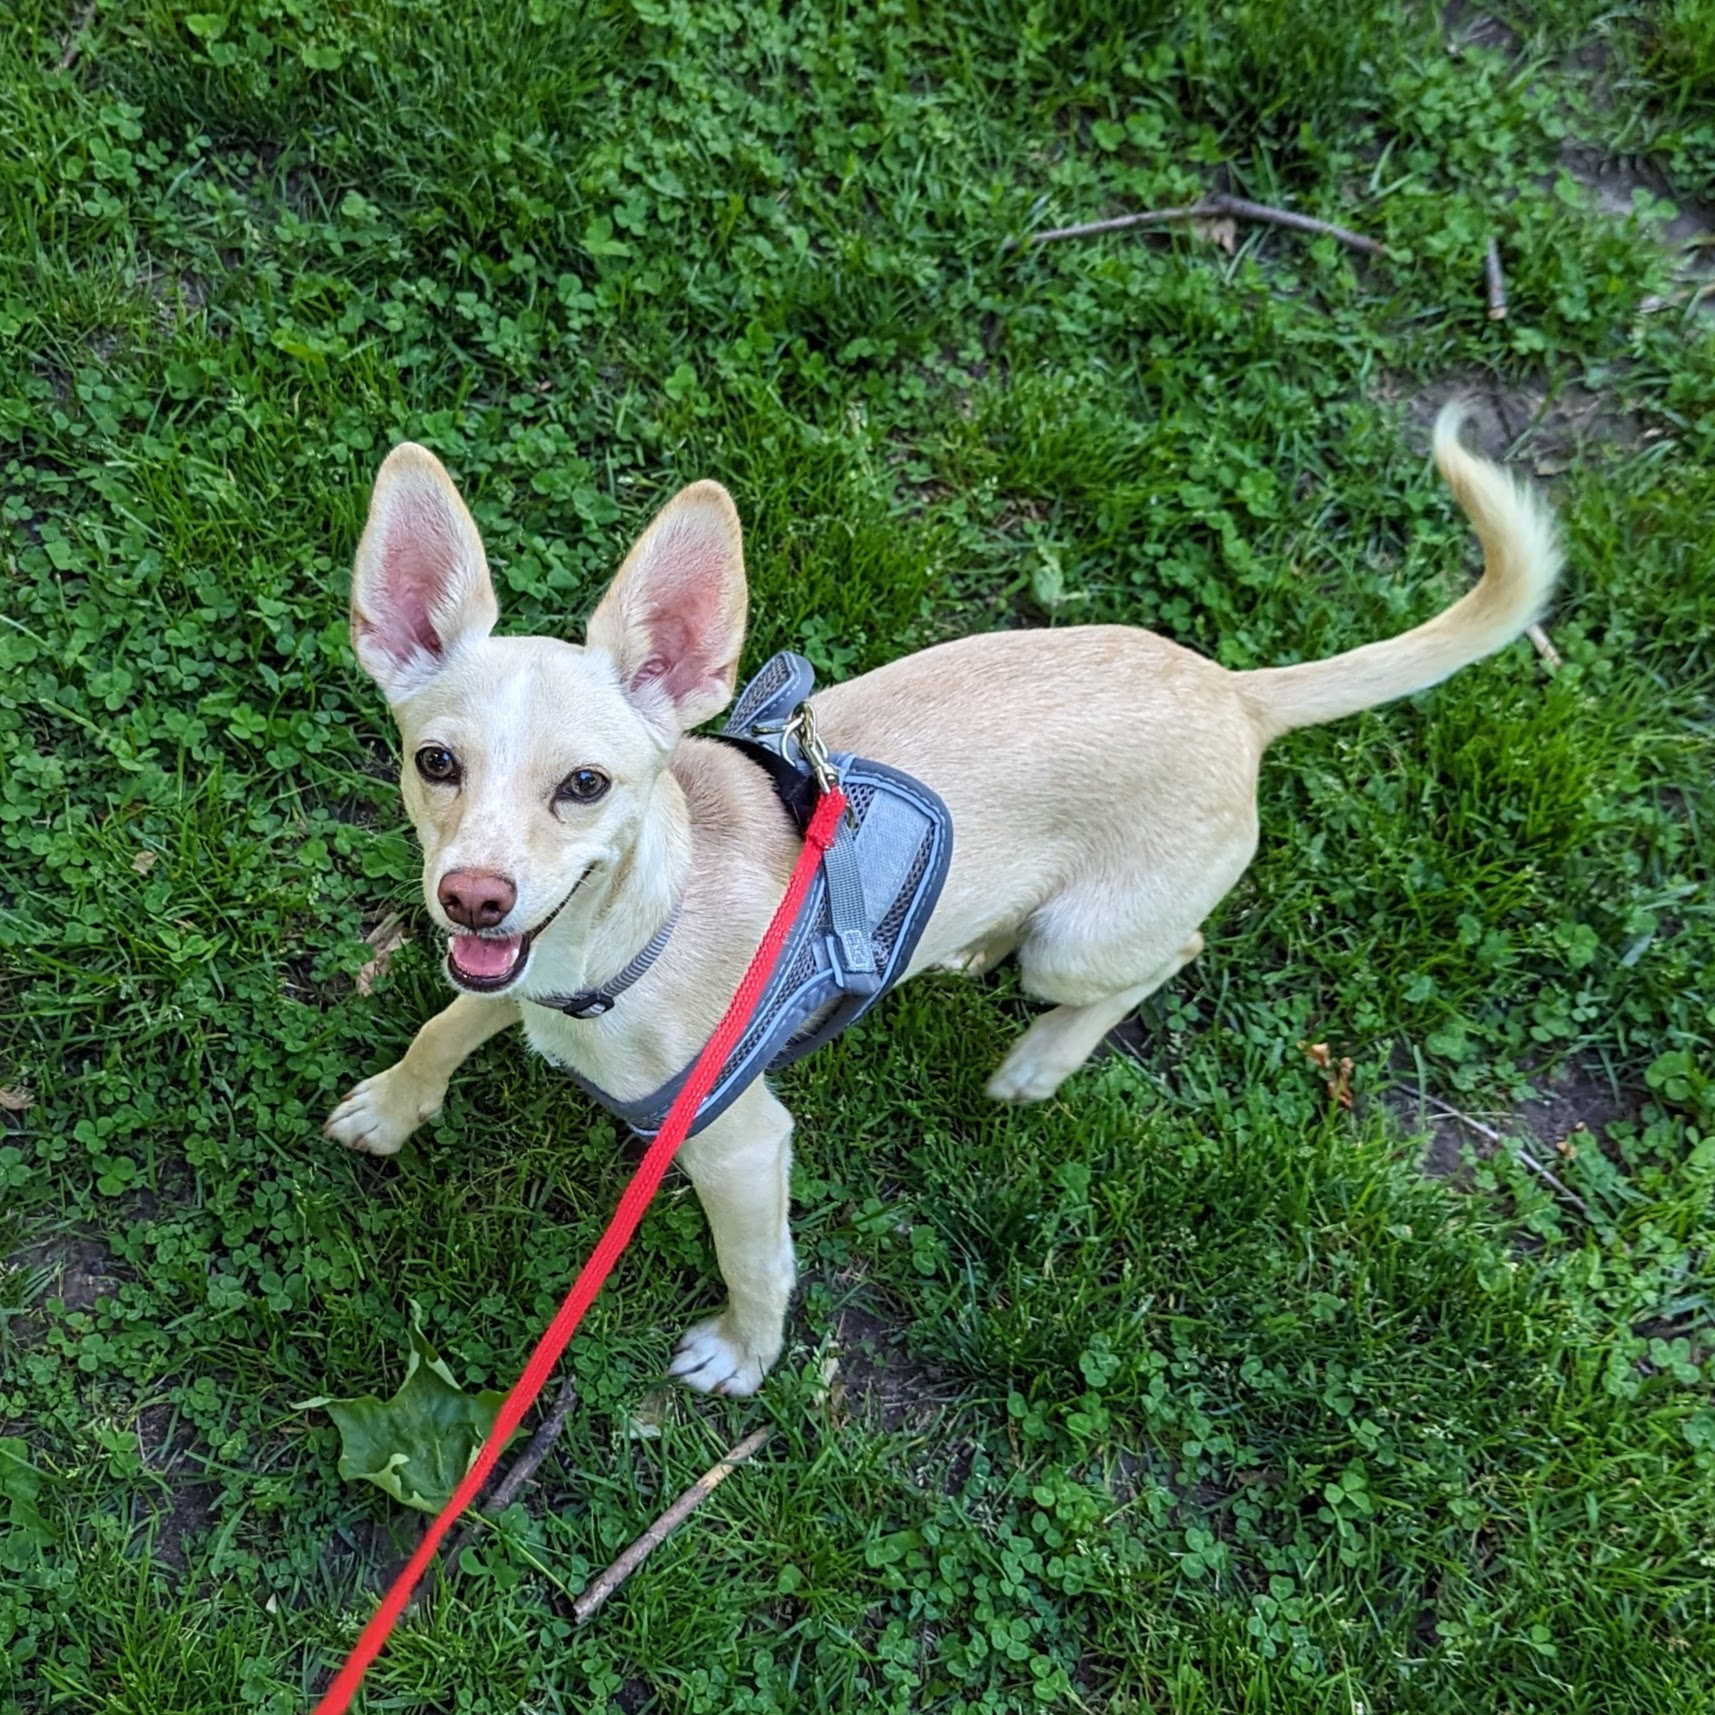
left=350, top=444, right=499, bottom=701
left=586, top=480, right=747, bottom=734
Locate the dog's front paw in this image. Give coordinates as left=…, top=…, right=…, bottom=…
left=323, top=1069, right=442, bottom=1157
left=668, top=1313, right=774, bottom=1397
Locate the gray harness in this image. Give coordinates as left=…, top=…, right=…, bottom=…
left=544, top=652, right=954, bottom=1137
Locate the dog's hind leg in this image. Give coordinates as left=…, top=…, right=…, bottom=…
left=986, top=931, right=1204, bottom=1104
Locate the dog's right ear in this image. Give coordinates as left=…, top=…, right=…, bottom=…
left=350, top=444, right=498, bottom=701
left=586, top=480, right=747, bottom=737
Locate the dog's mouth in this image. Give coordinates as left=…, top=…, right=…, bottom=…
left=446, top=931, right=533, bottom=990
left=444, top=873, right=587, bottom=994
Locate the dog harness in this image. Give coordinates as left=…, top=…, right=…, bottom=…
left=545, top=651, right=953, bottom=1137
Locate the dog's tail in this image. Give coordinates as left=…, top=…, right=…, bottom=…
left=1239, top=403, right=1562, bottom=742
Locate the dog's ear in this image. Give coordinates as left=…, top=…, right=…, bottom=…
left=586, top=480, right=747, bottom=734
left=350, top=444, right=498, bottom=700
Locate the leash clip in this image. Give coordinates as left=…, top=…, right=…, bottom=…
left=785, top=703, right=858, bottom=832
left=784, top=703, right=840, bottom=800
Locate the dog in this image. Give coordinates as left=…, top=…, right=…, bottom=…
left=324, top=404, right=1560, bottom=1395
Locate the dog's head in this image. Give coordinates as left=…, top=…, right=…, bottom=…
left=349, top=444, right=746, bottom=996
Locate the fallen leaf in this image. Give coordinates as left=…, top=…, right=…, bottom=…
left=625, top=1387, right=674, bottom=1441
left=355, top=911, right=410, bottom=996
left=0, top=1088, right=34, bottom=1112
left=809, top=1347, right=844, bottom=1415
left=294, top=1301, right=516, bottom=1513
left=1189, top=215, right=1237, bottom=253
left=131, top=850, right=158, bottom=875
left=1330, top=1057, right=1355, bottom=1111
left=1298, top=1041, right=1353, bottom=1108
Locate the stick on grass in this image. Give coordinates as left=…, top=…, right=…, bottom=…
left=1006, top=194, right=1387, bottom=258
left=1524, top=623, right=1562, bottom=671
left=1420, top=1094, right=1593, bottom=1220
left=1484, top=237, right=1509, bottom=321
left=573, top=1426, right=772, bottom=1626
left=57, top=0, right=97, bottom=72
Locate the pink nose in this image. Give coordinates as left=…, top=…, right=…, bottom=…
left=437, top=869, right=516, bottom=930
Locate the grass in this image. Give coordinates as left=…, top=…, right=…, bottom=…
left=2, top=0, right=1713, bottom=1710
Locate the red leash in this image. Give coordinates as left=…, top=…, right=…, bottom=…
left=313, top=785, right=848, bottom=1714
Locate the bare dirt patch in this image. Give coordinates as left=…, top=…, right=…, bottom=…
left=1517, top=1059, right=1634, bottom=1150
left=12, top=1232, right=118, bottom=1316
left=1557, top=142, right=1715, bottom=252
left=1441, top=4, right=1522, bottom=60
left=1386, top=373, right=1649, bottom=477
left=1385, top=1058, right=1635, bottom=1184
left=136, top=1402, right=218, bottom=1571
left=822, top=1295, right=961, bottom=1434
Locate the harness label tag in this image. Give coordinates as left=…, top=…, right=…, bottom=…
left=839, top=928, right=875, bottom=971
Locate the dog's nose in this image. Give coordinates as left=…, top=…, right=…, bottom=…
left=437, top=869, right=516, bottom=930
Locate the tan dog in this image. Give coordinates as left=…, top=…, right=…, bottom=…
left=325, top=405, right=1560, bottom=1394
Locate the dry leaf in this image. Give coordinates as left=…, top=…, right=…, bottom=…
left=1329, top=1057, right=1355, bottom=1111
left=355, top=912, right=410, bottom=996
left=0, top=1087, right=35, bottom=1113
left=809, top=1343, right=847, bottom=1420
left=132, top=850, right=158, bottom=875
left=1298, top=1041, right=1353, bottom=1108
left=625, top=1387, right=674, bottom=1441
left=1189, top=215, right=1237, bottom=253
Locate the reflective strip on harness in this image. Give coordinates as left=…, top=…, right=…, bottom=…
left=557, top=653, right=953, bottom=1136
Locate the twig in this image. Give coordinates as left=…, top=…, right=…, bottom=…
left=573, top=1426, right=772, bottom=1625
left=1006, top=194, right=1387, bottom=258
left=1484, top=236, right=1508, bottom=321
left=1419, top=1094, right=1593, bottom=1219
left=413, top=1377, right=579, bottom=1608
left=58, top=0, right=97, bottom=72
left=1524, top=623, right=1562, bottom=671
left=477, top=1376, right=582, bottom=1517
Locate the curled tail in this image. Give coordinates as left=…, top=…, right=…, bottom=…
left=1240, top=403, right=1563, bottom=742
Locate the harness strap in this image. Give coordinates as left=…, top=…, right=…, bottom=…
left=539, top=900, right=684, bottom=1019
left=819, top=819, right=877, bottom=982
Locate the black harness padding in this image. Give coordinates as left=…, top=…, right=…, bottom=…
left=704, top=731, right=821, bottom=832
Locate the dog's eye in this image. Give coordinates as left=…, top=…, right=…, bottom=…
left=556, top=767, right=610, bottom=805
left=415, top=746, right=460, bottom=784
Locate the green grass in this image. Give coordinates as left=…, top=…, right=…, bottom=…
left=3, top=1, right=1713, bottom=1710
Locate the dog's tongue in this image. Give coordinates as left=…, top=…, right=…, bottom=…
left=449, top=934, right=523, bottom=980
